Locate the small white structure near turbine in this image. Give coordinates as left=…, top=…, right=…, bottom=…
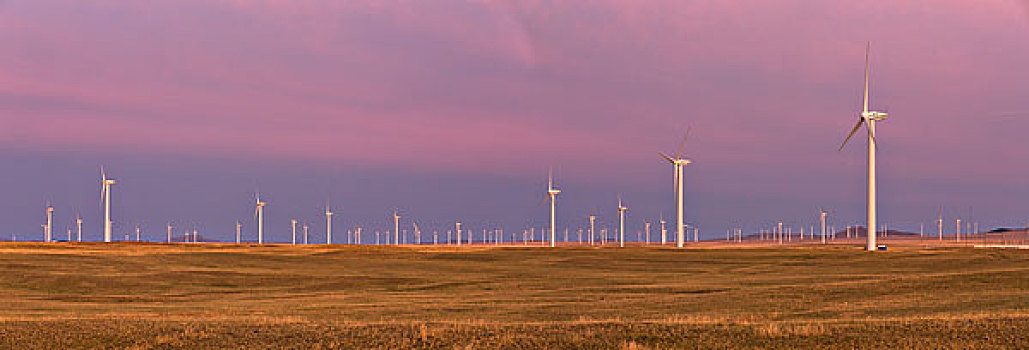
left=544, top=168, right=561, bottom=248
left=839, top=43, right=889, bottom=252
left=661, top=129, right=692, bottom=248
left=100, top=167, right=116, bottom=243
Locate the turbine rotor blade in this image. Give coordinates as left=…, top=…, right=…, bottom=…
left=864, top=42, right=871, bottom=114
left=659, top=152, right=675, bottom=163
left=676, top=127, right=691, bottom=159
left=838, top=118, right=865, bottom=151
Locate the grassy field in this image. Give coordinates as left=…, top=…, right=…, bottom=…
left=0, top=243, right=1026, bottom=348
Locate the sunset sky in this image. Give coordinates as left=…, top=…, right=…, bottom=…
left=2, top=1, right=1028, bottom=242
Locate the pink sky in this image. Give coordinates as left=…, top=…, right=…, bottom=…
left=1, top=1, right=1028, bottom=240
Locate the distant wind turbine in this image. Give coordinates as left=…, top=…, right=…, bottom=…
left=838, top=43, right=889, bottom=252
left=291, top=219, right=297, bottom=245
left=617, top=196, right=628, bottom=247
left=456, top=221, right=462, bottom=247
left=44, top=203, right=54, bottom=243
left=254, top=193, right=266, bottom=244
left=589, top=214, right=596, bottom=246
left=660, top=128, right=692, bottom=248
left=75, top=209, right=82, bottom=242
left=303, top=221, right=309, bottom=245
left=412, top=222, right=422, bottom=245
left=325, top=202, right=334, bottom=245
left=393, top=210, right=401, bottom=245
left=660, top=215, right=667, bottom=246
left=100, top=167, right=116, bottom=243
left=544, top=168, right=561, bottom=248
left=819, top=209, right=828, bottom=244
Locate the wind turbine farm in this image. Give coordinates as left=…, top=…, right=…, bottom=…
left=3, top=1, right=1029, bottom=348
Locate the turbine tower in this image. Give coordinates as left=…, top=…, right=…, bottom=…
left=291, top=219, right=297, bottom=245
left=75, top=209, right=82, bottom=242
left=819, top=209, right=828, bottom=244
left=660, top=129, right=692, bottom=248
left=100, top=167, right=116, bottom=243
left=839, top=43, right=888, bottom=252
left=254, top=193, right=266, bottom=244
left=325, top=202, right=334, bottom=245
left=588, top=214, right=596, bottom=246
left=660, top=215, right=667, bottom=246
left=544, top=168, right=561, bottom=248
left=617, top=196, right=628, bottom=247
left=393, top=210, right=401, bottom=245
left=456, top=221, right=462, bottom=247
left=44, top=203, right=54, bottom=243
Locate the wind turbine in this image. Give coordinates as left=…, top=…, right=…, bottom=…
left=303, top=221, right=309, bottom=245
left=588, top=214, right=596, bottom=246
left=235, top=220, right=242, bottom=244
left=617, top=196, right=628, bottom=247
left=392, top=210, right=401, bottom=245
left=644, top=220, right=651, bottom=245
left=44, top=203, right=54, bottom=243
left=325, top=202, right=334, bottom=245
left=544, top=168, right=561, bottom=248
left=819, top=209, right=828, bottom=244
left=660, top=215, right=667, bottom=246
left=75, top=209, right=82, bottom=242
left=412, top=222, right=422, bottom=245
left=291, top=219, right=297, bottom=245
left=254, top=193, right=266, bottom=244
left=100, top=167, right=116, bottom=243
left=660, top=129, right=692, bottom=248
left=839, top=43, right=889, bottom=252
left=456, top=221, right=462, bottom=247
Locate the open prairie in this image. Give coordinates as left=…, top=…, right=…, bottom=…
left=0, top=243, right=1026, bottom=348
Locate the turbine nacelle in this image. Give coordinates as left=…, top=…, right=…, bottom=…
left=862, top=111, right=888, bottom=121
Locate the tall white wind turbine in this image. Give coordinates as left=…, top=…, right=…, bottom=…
left=100, top=167, right=116, bottom=243
left=839, top=43, right=888, bottom=252
left=660, top=129, right=692, bottom=248
left=544, top=168, right=561, bottom=248
left=254, top=193, right=266, bottom=244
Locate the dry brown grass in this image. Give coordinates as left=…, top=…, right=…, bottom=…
left=0, top=243, right=1026, bottom=348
